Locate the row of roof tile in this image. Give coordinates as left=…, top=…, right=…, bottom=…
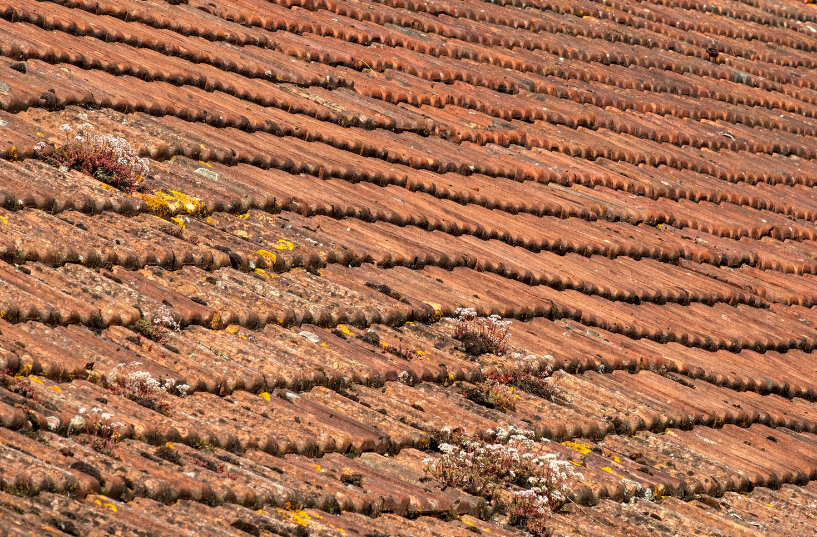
left=619, top=0, right=817, bottom=24
left=8, top=105, right=817, bottom=234
left=6, top=159, right=817, bottom=275
left=202, top=0, right=817, bottom=67
left=6, top=196, right=817, bottom=329
left=6, top=243, right=817, bottom=402
left=4, top=313, right=817, bottom=483
left=3, top=365, right=817, bottom=529
left=8, top=0, right=817, bottom=118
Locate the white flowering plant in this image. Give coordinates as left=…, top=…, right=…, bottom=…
left=464, top=355, right=564, bottom=411
left=461, top=379, right=518, bottom=411
left=425, top=426, right=580, bottom=537
left=71, top=407, right=124, bottom=455
left=132, top=305, right=181, bottom=345
left=453, top=308, right=512, bottom=356
left=108, top=362, right=189, bottom=415
left=488, top=354, right=564, bottom=402
left=34, top=123, right=148, bottom=193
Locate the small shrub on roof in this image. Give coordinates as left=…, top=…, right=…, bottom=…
left=453, top=308, right=511, bottom=356
left=34, top=123, right=149, bottom=193
left=381, top=343, right=419, bottom=361
left=425, top=427, right=580, bottom=537
left=107, top=362, right=189, bottom=415
left=190, top=455, right=238, bottom=481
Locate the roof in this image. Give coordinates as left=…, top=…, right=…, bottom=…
left=2, top=0, right=817, bottom=535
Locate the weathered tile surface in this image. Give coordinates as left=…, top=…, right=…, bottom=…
left=2, top=0, right=817, bottom=534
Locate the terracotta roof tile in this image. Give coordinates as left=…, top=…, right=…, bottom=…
left=4, top=0, right=817, bottom=533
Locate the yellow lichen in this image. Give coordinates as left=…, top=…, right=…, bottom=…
left=256, top=250, right=277, bottom=265
left=168, top=190, right=206, bottom=216
left=139, top=193, right=172, bottom=218
left=260, top=392, right=271, bottom=401
left=563, top=440, right=592, bottom=455
left=139, top=190, right=206, bottom=218
left=0, top=216, right=7, bottom=225
left=254, top=268, right=270, bottom=279
left=170, top=217, right=186, bottom=229
left=48, top=385, right=61, bottom=393
left=274, top=239, right=295, bottom=251
left=89, top=498, right=117, bottom=513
